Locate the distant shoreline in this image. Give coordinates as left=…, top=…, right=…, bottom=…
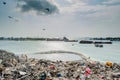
left=0, top=37, right=78, bottom=42
left=0, top=37, right=120, bottom=42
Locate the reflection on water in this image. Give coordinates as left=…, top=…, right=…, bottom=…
left=27, top=53, right=82, bottom=61
left=47, top=42, right=66, bottom=50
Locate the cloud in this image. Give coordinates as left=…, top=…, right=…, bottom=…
left=102, top=0, right=120, bottom=6
left=56, top=0, right=120, bottom=17
left=80, top=0, right=106, bottom=5
left=79, top=0, right=120, bottom=6
left=57, top=0, right=86, bottom=13
left=17, top=0, right=59, bottom=15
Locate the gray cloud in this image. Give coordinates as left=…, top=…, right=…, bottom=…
left=17, top=0, right=59, bottom=15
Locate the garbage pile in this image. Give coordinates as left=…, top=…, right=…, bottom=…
left=0, top=50, right=120, bottom=80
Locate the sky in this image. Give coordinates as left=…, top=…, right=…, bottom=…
left=0, top=0, right=120, bottom=38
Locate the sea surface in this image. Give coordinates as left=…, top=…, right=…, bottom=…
left=0, top=41, right=120, bottom=63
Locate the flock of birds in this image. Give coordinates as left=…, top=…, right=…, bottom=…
left=1, top=1, right=50, bottom=22
left=1, top=1, right=74, bottom=47
left=1, top=1, right=75, bottom=46
left=1, top=1, right=48, bottom=31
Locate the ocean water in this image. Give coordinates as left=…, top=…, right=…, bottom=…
left=0, top=41, right=120, bottom=62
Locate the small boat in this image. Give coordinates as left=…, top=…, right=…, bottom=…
left=95, top=44, right=103, bottom=47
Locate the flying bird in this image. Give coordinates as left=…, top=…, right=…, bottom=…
left=3, top=2, right=6, bottom=5
left=8, top=16, right=13, bottom=19
left=45, top=8, right=50, bottom=12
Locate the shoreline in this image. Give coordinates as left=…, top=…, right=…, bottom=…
left=34, top=50, right=93, bottom=62
left=0, top=49, right=120, bottom=80
left=34, top=50, right=118, bottom=63
left=34, top=50, right=120, bottom=64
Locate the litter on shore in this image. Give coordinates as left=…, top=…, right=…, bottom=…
left=0, top=50, right=120, bottom=80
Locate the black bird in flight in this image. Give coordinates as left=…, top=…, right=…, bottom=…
left=3, top=2, right=6, bottom=5
left=45, top=8, right=50, bottom=12
left=8, top=16, right=13, bottom=19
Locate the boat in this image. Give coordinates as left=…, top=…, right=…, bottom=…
left=79, top=40, right=93, bottom=44
left=94, top=41, right=112, bottom=44
left=94, top=44, right=103, bottom=48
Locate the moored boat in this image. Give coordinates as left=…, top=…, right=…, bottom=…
left=94, top=44, right=103, bottom=47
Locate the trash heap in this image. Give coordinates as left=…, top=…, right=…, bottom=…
left=0, top=50, right=120, bottom=80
